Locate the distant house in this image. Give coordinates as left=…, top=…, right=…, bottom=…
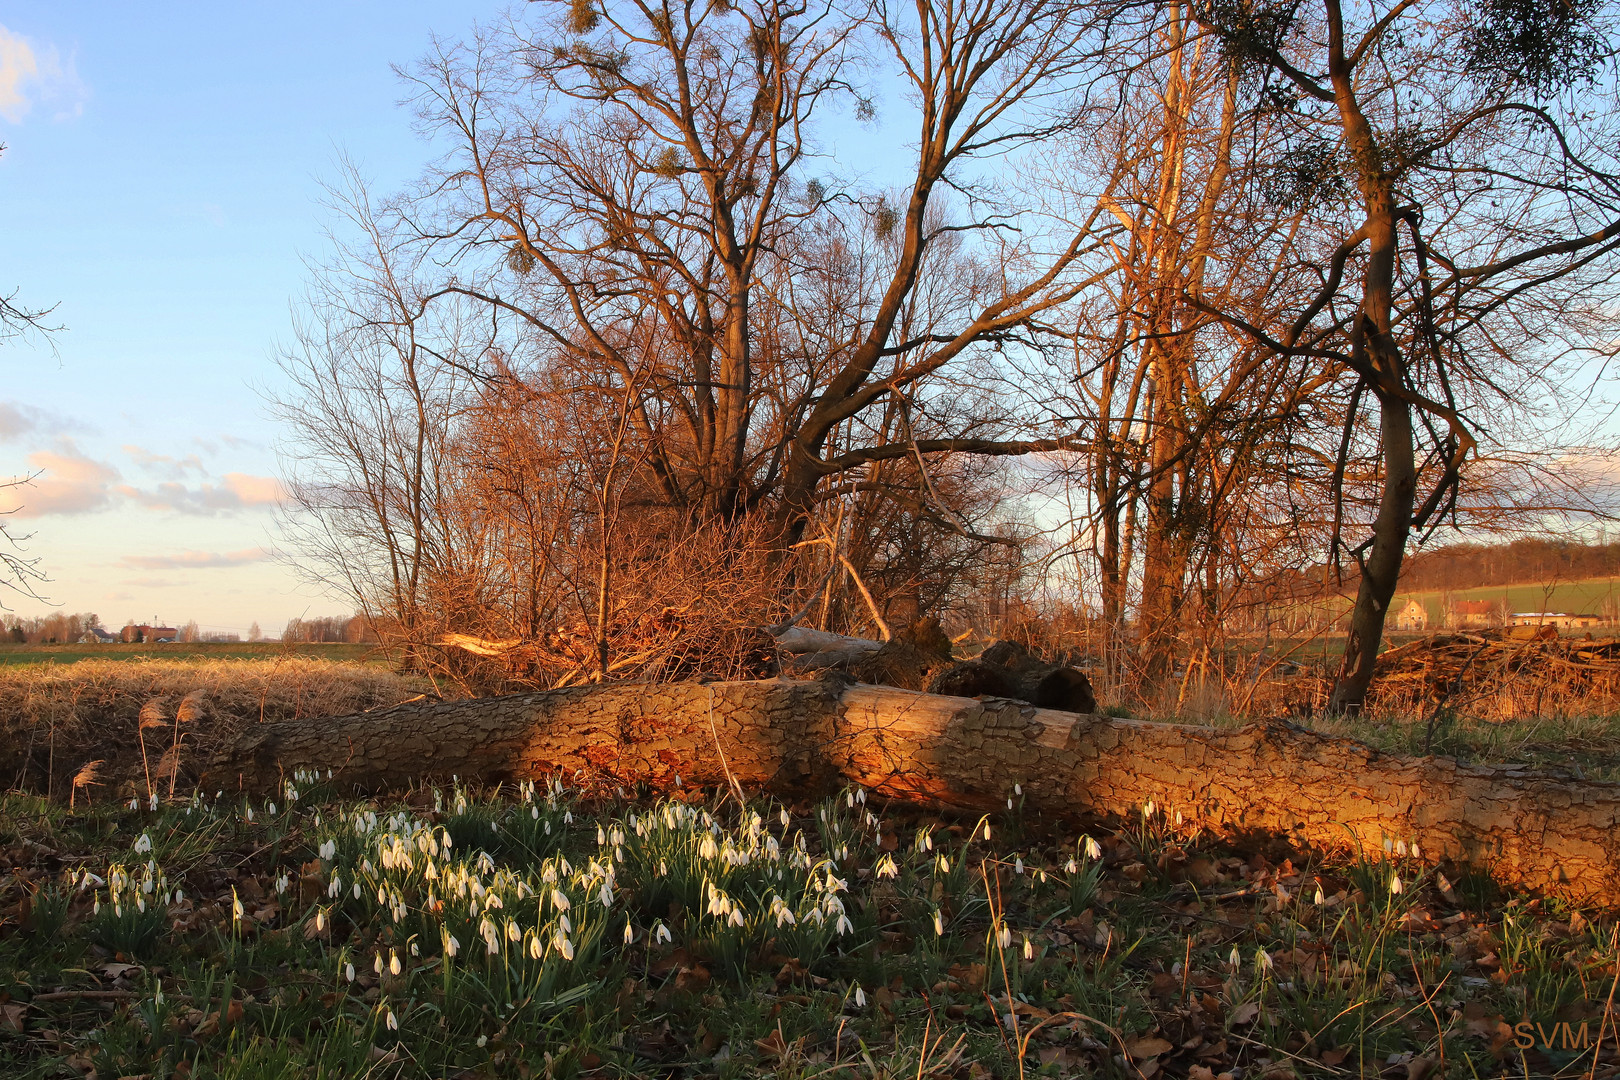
left=121, top=624, right=179, bottom=644
left=77, top=628, right=117, bottom=644
left=1510, top=611, right=1606, bottom=629
left=1448, top=599, right=1501, bottom=629
left=1392, top=599, right=1428, bottom=632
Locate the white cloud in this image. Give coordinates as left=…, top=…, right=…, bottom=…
left=119, top=548, right=269, bottom=571
left=6, top=439, right=284, bottom=518
left=10, top=439, right=121, bottom=516
left=123, top=444, right=208, bottom=479
left=115, top=472, right=285, bottom=515
left=223, top=473, right=284, bottom=506
left=0, top=400, right=87, bottom=442
left=121, top=577, right=183, bottom=589
left=0, top=24, right=88, bottom=124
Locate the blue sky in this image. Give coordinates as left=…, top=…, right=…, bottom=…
left=0, top=2, right=503, bottom=636
left=0, top=2, right=918, bottom=639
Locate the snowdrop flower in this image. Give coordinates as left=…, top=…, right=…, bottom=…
left=1007, top=798, right=1014, bottom=810
left=854, top=986, right=867, bottom=1007
left=506, top=920, right=521, bottom=942
left=1254, top=948, right=1273, bottom=974
left=128, top=797, right=140, bottom=810
left=654, top=922, right=673, bottom=945
left=477, top=1035, right=488, bottom=1048
left=874, top=854, right=899, bottom=879
left=133, top=832, right=153, bottom=854
left=268, top=802, right=277, bottom=816
left=551, top=888, right=571, bottom=912
left=374, top=953, right=384, bottom=974
left=564, top=810, right=574, bottom=824
left=554, top=932, right=575, bottom=960
left=442, top=930, right=460, bottom=958
left=997, top=925, right=1012, bottom=949
left=1389, top=873, right=1403, bottom=895
left=245, top=805, right=255, bottom=822
left=315, top=909, right=327, bottom=932
left=1395, top=839, right=1407, bottom=857
left=232, top=892, right=245, bottom=922
left=624, top=921, right=635, bottom=945
left=1228, top=946, right=1242, bottom=970
left=385, top=1008, right=398, bottom=1031
left=1083, top=836, right=1103, bottom=860
left=1023, top=935, right=1034, bottom=960
left=982, top=821, right=992, bottom=841
left=599, top=881, right=614, bottom=908
left=934, top=910, right=945, bottom=936
left=1411, top=841, right=1422, bottom=860
left=352, top=883, right=361, bottom=899
left=1014, top=856, right=1025, bottom=875
left=319, top=840, right=337, bottom=861
left=1383, top=837, right=1394, bottom=854
left=345, top=962, right=356, bottom=982
left=149, top=792, right=159, bottom=811
left=1065, top=858, right=1078, bottom=874
left=1014, top=783, right=1022, bottom=796
left=389, top=950, right=402, bottom=975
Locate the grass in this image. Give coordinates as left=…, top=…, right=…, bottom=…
left=3, top=781, right=1616, bottom=1079
left=0, top=643, right=389, bottom=667
left=0, top=658, right=434, bottom=800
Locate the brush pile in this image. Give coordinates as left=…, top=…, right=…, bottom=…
left=1370, top=628, right=1620, bottom=719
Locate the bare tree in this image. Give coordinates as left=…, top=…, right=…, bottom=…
left=401, top=0, right=1132, bottom=538
left=272, top=168, right=480, bottom=671
left=1190, top=0, right=1620, bottom=710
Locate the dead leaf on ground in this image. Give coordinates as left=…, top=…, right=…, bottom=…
left=1127, top=1036, right=1174, bottom=1060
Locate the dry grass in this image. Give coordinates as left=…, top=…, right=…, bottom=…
left=0, top=658, right=435, bottom=800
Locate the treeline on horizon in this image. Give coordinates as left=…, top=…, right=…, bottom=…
left=0, top=613, right=374, bottom=646
left=1398, top=539, right=1620, bottom=593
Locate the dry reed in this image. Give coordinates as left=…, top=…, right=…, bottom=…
left=1, top=658, right=433, bottom=799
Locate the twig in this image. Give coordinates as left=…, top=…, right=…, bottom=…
left=838, top=555, right=891, bottom=642
left=29, top=990, right=191, bottom=1005
left=704, top=683, right=747, bottom=808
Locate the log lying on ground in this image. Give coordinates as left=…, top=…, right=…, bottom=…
left=208, top=678, right=1620, bottom=902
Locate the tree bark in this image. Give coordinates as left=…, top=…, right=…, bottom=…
left=209, top=678, right=1620, bottom=902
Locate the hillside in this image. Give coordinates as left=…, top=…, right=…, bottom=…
left=1395, top=577, right=1620, bottom=627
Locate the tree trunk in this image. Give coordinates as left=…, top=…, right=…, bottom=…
left=1330, top=392, right=1416, bottom=712
left=210, top=678, right=1620, bottom=901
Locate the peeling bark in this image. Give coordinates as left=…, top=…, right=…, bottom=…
left=209, top=679, right=1620, bottom=902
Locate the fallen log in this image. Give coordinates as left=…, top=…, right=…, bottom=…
left=208, top=678, right=1620, bottom=902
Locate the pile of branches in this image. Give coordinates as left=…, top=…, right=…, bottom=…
left=1369, top=627, right=1620, bottom=720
